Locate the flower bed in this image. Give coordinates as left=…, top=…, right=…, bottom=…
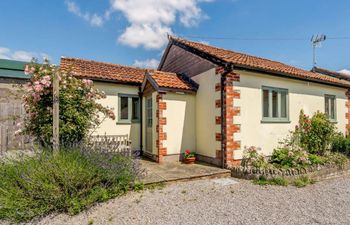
left=231, top=110, right=350, bottom=184
left=0, top=145, right=144, bottom=223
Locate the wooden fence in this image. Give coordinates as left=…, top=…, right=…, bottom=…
left=0, top=102, right=30, bottom=153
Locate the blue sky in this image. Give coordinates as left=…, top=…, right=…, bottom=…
left=0, top=0, right=349, bottom=73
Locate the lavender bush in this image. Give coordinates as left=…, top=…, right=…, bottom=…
left=0, top=142, right=144, bottom=223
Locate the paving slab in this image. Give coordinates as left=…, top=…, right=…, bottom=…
left=140, top=158, right=231, bottom=184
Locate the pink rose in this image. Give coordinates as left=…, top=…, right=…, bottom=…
left=82, top=79, right=93, bottom=86
left=31, top=93, right=41, bottom=102
left=43, top=75, right=51, bottom=81
left=33, top=84, right=44, bottom=93
left=40, top=78, right=51, bottom=87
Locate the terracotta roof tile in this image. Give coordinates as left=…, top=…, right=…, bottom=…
left=60, top=57, right=197, bottom=91
left=313, top=67, right=350, bottom=81
left=170, top=37, right=350, bottom=87
left=149, top=71, right=196, bottom=91
left=60, top=57, right=146, bottom=83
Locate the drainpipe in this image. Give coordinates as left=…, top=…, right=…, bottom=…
left=220, top=64, right=234, bottom=169
left=139, top=87, right=143, bottom=157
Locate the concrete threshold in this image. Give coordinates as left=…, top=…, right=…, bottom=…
left=140, top=159, right=231, bottom=185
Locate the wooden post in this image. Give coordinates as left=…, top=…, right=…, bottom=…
left=52, top=71, right=59, bottom=152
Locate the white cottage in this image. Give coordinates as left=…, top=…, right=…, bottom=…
left=60, top=36, right=350, bottom=168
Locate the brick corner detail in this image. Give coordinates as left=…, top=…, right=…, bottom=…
left=157, top=93, right=167, bottom=162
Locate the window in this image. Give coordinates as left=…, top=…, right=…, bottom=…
left=118, top=94, right=140, bottom=123
left=325, top=95, right=336, bottom=121
left=120, top=96, right=129, bottom=120
left=146, top=98, right=152, bottom=127
left=132, top=98, right=140, bottom=120
left=262, top=86, right=289, bottom=122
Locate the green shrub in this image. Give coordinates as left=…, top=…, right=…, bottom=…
left=253, top=176, right=288, bottom=186
left=241, top=146, right=268, bottom=168
left=290, top=110, right=335, bottom=155
left=0, top=148, right=140, bottom=223
left=293, top=175, right=315, bottom=188
left=308, top=154, right=323, bottom=165
left=270, top=147, right=310, bottom=169
left=331, top=134, right=350, bottom=156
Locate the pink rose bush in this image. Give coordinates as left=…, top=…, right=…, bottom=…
left=21, top=59, right=115, bottom=144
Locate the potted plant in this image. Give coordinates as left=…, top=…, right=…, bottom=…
left=184, top=150, right=196, bottom=164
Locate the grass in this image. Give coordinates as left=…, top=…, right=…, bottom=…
left=293, top=175, right=315, bottom=188
left=145, top=182, right=166, bottom=190
left=253, top=176, right=289, bottom=186
left=254, top=175, right=316, bottom=188
left=0, top=148, right=139, bottom=223
left=87, top=218, right=94, bottom=225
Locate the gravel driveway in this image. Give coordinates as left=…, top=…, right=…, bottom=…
left=24, top=175, right=350, bottom=225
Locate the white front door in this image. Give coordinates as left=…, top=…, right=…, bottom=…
left=146, top=97, right=153, bottom=153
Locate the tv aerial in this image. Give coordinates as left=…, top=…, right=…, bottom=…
left=311, top=34, right=326, bottom=69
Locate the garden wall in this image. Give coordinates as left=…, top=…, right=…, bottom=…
left=230, top=164, right=350, bottom=181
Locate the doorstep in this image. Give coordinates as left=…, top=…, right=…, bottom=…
left=140, top=158, right=231, bottom=185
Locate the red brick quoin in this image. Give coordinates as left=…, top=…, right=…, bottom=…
left=346, top=89, right=350, bottom=133
left=156, top=93, right=167, bottom=162
left=215, top=66, right=241, bottom=167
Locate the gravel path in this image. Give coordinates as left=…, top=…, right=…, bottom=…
left=24, top=175, right=350, bottom=225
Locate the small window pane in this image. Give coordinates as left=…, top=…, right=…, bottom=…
left=263, top=89, right=269, bottom=117
left=325, top=97, right=330, bottom=117
left=132, top=98, right=140, bottom=120
left=120, top=97, right=128, bottom=120
left=281, top=92, right=287, bottom=118
left=147, top=98, right=152, bottom=127
left=325, top=95, right=336, bottom=120
left=330, top=97, right=335, bottom=119
left=272, top=90, right=278, bottom=118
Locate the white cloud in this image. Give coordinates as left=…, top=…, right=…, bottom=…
left=111, top=0, right=212, bottom=49
left=65, top=0, right=107, bottom=27
left=339, top=69, right=350, bottom=75
left=119, top=24, right=171, bottom=49
left=0, top=48, right=11, bottom=59
left=11, top=51, right=36, bottom=61
left=133, top=58, right=159, bottom=69
left=0, top=47, right=50, bottom=62
left=64, top=0, right=212, bottom=49
left=198, top=40, right=209, bottom=45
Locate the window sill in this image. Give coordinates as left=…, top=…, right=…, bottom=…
left=261, top=120, right=291, bottom=124
left=117, top=120, right=140, bottom=125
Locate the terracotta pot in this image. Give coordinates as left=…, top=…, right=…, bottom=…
left=184, top=157, right=196, bottom=164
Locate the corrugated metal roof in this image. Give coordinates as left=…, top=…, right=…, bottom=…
left=0, top=59, right=30, bottom=79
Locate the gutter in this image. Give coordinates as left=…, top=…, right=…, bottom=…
left=138, top=86, right=143, bottom=157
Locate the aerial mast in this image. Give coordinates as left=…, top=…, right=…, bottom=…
left=311, top=34, right=326, bottom=70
